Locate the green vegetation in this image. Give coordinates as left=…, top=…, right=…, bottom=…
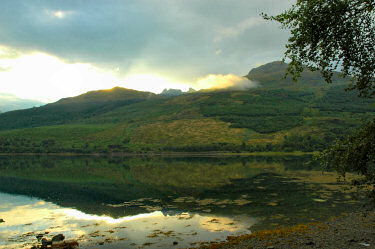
left=0, top=87, right=154, bottom=130
left=319, top=120, right=375, bottom=200
left=0, top=62, right=374, bottom=154
left=264, top=0, right=375, bottom=199
left=263, top=1, right=375, bottom=97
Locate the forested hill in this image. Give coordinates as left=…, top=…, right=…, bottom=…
left=0, top=61, right=374, bottom=153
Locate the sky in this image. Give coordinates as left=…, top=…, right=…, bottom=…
left=0, top=0, right=293, bottom=103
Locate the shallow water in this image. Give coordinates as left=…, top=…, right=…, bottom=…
left=0, top=156, right=360, bottom=248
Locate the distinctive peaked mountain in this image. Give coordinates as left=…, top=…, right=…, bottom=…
left=0, top=61, right=373, bottom=153
left=159, top=88, right=184, bottom=96
left=159, top=88, right=197, bottom=97
left=247, top=61, right=350, bottom=88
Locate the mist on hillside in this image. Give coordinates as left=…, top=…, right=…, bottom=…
left=195, top=74, right=259, bottom=91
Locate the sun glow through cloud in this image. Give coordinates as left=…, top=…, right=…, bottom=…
left=0, top=45, right=190, bottom=102
left=0, top=44, right=258, bottom=103
left=0, top=47, right=119, bottom=102
left=123, top=74, right=190, bottom=93
left=46, top=10, right=73, bottom=19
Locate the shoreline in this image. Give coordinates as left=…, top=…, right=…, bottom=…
left=192, top=210, right=375, bottom=249
left=0, top=151, right=317, bottom=157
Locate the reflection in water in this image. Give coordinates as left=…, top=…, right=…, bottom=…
left=0, top=156, right=361, bottom=248
left=0, top=192, right=252, bottom=249
left=63, top=209, right=164, bottom=224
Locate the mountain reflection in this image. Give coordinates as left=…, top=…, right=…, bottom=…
left=0, top=192, right=253, bottom=249
left=0, top=155, right=361, bottom=247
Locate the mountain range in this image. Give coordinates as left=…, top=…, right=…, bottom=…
left=0, top=61, right=373, bottom=153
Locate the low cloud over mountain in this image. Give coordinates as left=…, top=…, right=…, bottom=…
left=195, top=74, right=258, bottom=91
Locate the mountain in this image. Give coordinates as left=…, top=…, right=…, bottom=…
left=247, top=61, right=351, bottom=89
left=0, top=93, right=44, bottom=113
left=0, top=61, right=373, bottom=153
left=159, top=88, right=197, bottom=96
left=160, top=88, right=184, bottom=96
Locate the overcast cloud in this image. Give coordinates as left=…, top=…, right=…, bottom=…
left=0, top=0, right=293, bottom=101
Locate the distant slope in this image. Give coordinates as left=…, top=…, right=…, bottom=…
left=0, top=62, right=374, bottom=153
left=159, top=88, right=184, bottom=96
left=0, top=93, right=44, bottom=112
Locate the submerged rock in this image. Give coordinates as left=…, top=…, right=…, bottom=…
left=31, top=234, right=79, bottom=249
left=359, top=242, right=370, bottom=247
left=51, top=240, right=79, bottom=248
left=52, top=234, right=65, bottom=242
left=41, top=238, right=52, bottom=247
left=36, top=234, right=44, bottom=241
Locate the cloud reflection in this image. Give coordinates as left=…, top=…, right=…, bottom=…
left=62, top=209, right=164, bottom=224
left=0, top=192, right=254, bottom=248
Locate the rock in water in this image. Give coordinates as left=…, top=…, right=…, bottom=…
left=52, top=240, right=79, bottom=249
left=36, top=234, right=44, bottom=241
left=0, top=218, right=4, bottom=223
left=52, top=234, right=65, bottom=242
left=41, top=238, right=52, bottom=246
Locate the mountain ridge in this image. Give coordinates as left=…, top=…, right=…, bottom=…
left=0, top=61, right=373, bottom=153
left=247, top=61, right=350, bottom=89
left=54, top=86, right=155, bottom=105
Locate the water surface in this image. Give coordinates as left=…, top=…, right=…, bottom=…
left=0, top=156, right=359, bottom=248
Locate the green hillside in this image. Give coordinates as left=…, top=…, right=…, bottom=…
left=0, top=87, right=155, bottom=130
left=55, top=86, right=155, bottom=104
left=0, top=61, right=373, bottom=153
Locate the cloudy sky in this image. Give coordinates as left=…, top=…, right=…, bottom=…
left=0, top=0, right=293, bottom=102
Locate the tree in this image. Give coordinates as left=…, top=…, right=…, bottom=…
left=319, top=120, right=375, bottom=200
left=263, top=0, right=375, bottom=97
left=264, top=0, right=375, bottom=198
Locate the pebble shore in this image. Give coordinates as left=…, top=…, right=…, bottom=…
left=193, top=211, right=375, bottom=249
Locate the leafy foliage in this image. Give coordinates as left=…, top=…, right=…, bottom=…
left=265, top=1, right=375, bottom=200
left=319, top=119, right=375, bottom=199
left=264, top=0, right=375, bottom=96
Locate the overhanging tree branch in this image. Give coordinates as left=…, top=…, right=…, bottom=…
left=263, top=0, right=375, bottom=97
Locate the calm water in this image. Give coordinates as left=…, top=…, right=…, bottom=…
left=0, top=156, right=360, bottom=248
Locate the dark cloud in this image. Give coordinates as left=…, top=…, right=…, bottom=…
left=0, top=0, right=293, bottom=81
